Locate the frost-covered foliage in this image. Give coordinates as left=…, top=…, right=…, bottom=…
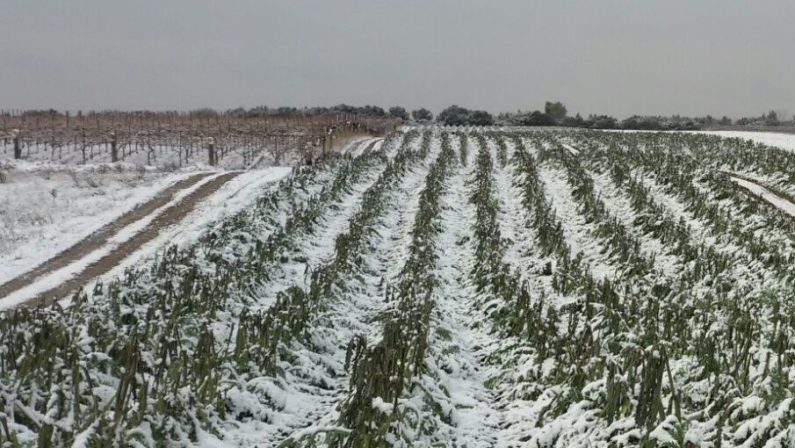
left=2, top=128, right=795, bottom=447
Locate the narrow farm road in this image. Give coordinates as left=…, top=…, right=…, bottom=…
left=0, top=172, right=212, bottom=300
left=339, top=137, right=377, bottom=156
left=726, top=171, right=795, bottom=218
left=0, top=172, right=242, bottom=309
left=359, top=138, right=384, bottom=155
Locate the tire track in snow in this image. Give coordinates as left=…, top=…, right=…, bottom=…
left=0, top=172, right=212, bottom=302
left=726, top=171, right=795, bottom=219
left=20, top=172, right=241, bottom=308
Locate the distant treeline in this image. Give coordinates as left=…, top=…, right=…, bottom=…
left=6, top=103, right=792, bottom=131
left=3, top=105, right=429, bottom=121
left=433, top=102, right=704, bottom=129
left=436, top=102, right=794, bottom=130
left=228, top=105, right=436, bottom=123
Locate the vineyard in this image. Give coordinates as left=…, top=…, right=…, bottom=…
left=2, top=127, right=795, bottom=447
left=0, top=111, right=395, bottom=169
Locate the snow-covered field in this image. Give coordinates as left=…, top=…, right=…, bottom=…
left=607, top=128, right=795, bottom=153
left=0, top=163, right=192, bottom=283
left=1, top=128, right=795, bottom=446
left=693, top=130, right=795, bottom=152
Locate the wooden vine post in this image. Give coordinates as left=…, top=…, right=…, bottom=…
left=208, top=137, right=216, bottom=166
left=110, top=131, right=119, bottom=162
left=12, top=129, right=21, bottom=159
left=323, top=127, right=333, bottom=156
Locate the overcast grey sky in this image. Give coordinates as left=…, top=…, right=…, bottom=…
left=1, top=1, right=793, bottom=117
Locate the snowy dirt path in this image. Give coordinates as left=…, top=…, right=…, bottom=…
left=5, top=172, right=242, bottom=308
left=0, top=167, right=206, bottom=284
left=728, top=172, right=795, bottom=218
left=0, top=172, right=224, bottom=305
left=0, top=172, right=211, bottom=292
left=88, top=167, right=296, bottom=293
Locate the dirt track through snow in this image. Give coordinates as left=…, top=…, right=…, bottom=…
left=727, top=172, right=795, bottom=218
left=0, top=173, right=212, bottom=300
left=0, top=172, right=243, bottom=308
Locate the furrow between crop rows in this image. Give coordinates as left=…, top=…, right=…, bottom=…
left=264, top=131, right=441, bottom=446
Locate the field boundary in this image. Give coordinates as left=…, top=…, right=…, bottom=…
left=0, top=172, right=246, bottom=309
left=20, top=172, right=240, bottom=308
left=722, top=170, right=795, bottom=218
left=0, top=173, right=213, bottom=301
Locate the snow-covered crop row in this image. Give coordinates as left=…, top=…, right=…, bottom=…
left=1, top=128, right=795, bottom=446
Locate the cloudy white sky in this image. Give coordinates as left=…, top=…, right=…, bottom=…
left=1, top=1, right=793, bottom=117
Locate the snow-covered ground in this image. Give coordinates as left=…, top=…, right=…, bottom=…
left=0, top=167, right=294, bottom=308
left=538, top=163, right=617, bottom=281
left=430, top=148, right=502, bottom=446
left=0, top=133, right=400, bottom=306
left=730, top=175, right=795, bottom=218
left=338, top=136, right=385, bottom=156
left=0, top=165, right=192, bottom=283
left=67, top=167, right=292, bottom=304
left=606, top=128, right=795, bottom=152
left=263, top=138, right=435, bottom=447
left=338, top=137, right=373, bottom=155
left=693, top=130, right=795, bottom=152
left=589, top=170, right=681, bottom=278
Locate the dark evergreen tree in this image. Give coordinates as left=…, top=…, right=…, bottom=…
left=438, top=105, right=471, bottom=126
left=388, top=106, right=409, bottom=121
left=523, top=110, right=555, bottom=126
left=411, top=108, right=434, bottom=122
left=544, top=101, right=568, bottom=122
